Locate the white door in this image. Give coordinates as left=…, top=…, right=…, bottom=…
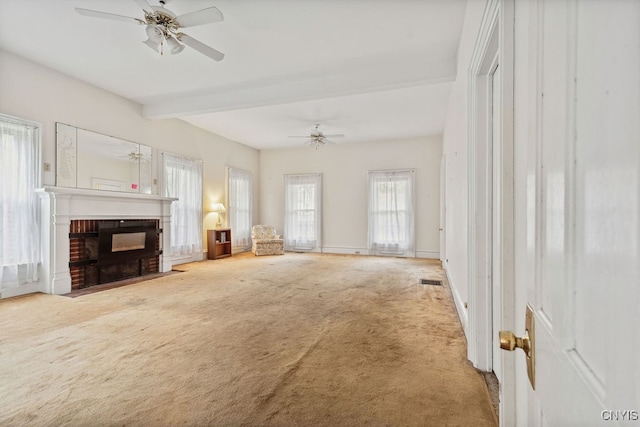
left=509, top=0, right=640, bottom=425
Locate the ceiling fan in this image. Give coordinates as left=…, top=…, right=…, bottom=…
left=289, top=124, right=345, bottom=149
left=75, top=0, right=225, bottom=61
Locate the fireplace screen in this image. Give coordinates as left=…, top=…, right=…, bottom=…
left=112, top=232, right=146, bottom=252
left=97, top=222, right=158, bottom=266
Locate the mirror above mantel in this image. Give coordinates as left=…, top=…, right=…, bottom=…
left=56, top=123, right=152, bottom=194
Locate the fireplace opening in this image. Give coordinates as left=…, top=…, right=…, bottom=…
left=69, top=219, right=161, bottom=289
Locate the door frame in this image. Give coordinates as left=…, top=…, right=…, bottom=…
left=440, top=155, right=446, bottom=263
left=467, top=0, right=516, bottom=424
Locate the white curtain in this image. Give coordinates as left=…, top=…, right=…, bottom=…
left=368, top=169, right=415, bottom=257
left=0, top=117, right=41, bottom=288
left=284, top=174, right=322, bottom=251
left=227, top=167, right=252, bottom=251
left=162, top=152, right=203, bottom=257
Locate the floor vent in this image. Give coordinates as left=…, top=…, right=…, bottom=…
left=420, top=279, right=442, bottom=286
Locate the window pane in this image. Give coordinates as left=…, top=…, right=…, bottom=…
left=162, top=153, right=203, bottom=256
left=285, top=174, right=322, bottom=250
left=1, top=117, right=41, bottom=287
left=368, top=170, right=415, bottom=257
left=228, top=168, right=253, bottom=250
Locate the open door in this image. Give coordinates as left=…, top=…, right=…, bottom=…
left=504, top=0, right=639, bottom=424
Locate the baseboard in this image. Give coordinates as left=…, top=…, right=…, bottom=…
left=321, top=247, right=440, bottom=259
left=322, top=246, right=368, bottom=255
left=171, top=252, right=204, bottom=266
left=231, top=248, right=251, bottom=255
left=416, top=250, right=440, bottom=259
left=0, top=281, right=44, bottom=299
left=444, top=261, right=468, bottom=335
left=285, top=248, right=322, bottom=254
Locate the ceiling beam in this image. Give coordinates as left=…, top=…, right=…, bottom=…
left=140, top=55, right=456, bottom=119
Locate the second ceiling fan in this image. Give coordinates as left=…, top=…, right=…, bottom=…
left=289, top=124, right=345, bottom=149
left=75, top=0, right=225, bottom=61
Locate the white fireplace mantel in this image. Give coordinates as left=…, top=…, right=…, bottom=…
left=37, top=186, right=177, bottom=295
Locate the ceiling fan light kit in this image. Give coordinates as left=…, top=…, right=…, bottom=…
left=75, top=0, right=225, bottom=61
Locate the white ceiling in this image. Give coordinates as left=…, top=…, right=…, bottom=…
left=0, top=0, right=467, bottom=150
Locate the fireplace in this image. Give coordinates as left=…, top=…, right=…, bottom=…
left=37, top=186, right=176, bottom=295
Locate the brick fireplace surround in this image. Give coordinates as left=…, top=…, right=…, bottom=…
left=37, top=187, right=176, bottom=295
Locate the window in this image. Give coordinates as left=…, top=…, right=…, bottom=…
left=162, top=152, right=203, bottom=258
left=1, top=115, right=41, bottom=288
left=284, top=174, right=322, bottom=251
left=227, top=167, right=253, bottom=251
left=368, top=169, right=415, bottom=257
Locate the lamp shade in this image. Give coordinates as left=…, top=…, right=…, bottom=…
left=211, top=203, right=226, bottom=213
left=145, top=25, right=164, bottom=43
left=166, top=36, right=185, bottom=54
left=143, top=38, right=161, bottom=52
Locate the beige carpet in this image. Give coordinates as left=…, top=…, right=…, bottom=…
left=0, top=252, right=497, bottom=427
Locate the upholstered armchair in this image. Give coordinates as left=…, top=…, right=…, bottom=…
left=251, top=225, right=285, bottom=256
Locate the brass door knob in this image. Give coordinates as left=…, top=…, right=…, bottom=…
left=499, top=330, right=531, bottom=357
left=498, top=304, right=536, bottom=389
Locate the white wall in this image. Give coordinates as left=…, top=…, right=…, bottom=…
left=441, top=0, right=487, bottom=329
left=259, top=136, right=442, bottom=258
left=0, top=50, right=260, bottom=255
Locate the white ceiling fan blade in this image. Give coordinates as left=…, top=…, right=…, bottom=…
left=288, top=136, right=312, bottom=138
left=322, top=134, right=345, bottom=138
left=75, top=8, right=143, bottom=24
left=134, top=0, right=155, bottom=15
left=176, top=7, right=224, bottom=28
left=179, top=34, right=225, bottom=61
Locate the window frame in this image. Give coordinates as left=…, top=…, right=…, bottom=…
left=226, top=167, right=253, bottom=252
left=284, top=173, right=323, bottom=252
left=0, top=113, right=42, bottom=290
left=367, top=168, right=416, bottom=257
left=160, top=151, right=203, bottom=262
